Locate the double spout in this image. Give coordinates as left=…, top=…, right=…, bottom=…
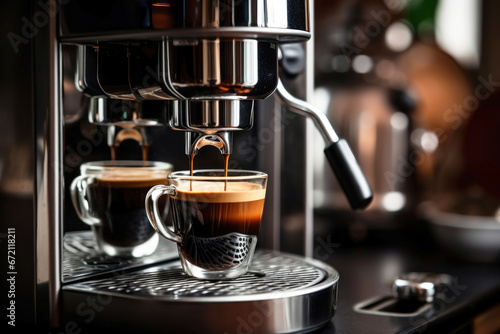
left=185, top=132, right=232, bottom=156
left=169, top=99, right=254, bottom=156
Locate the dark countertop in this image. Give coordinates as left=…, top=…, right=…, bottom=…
left=312, top=216, right=500, bottom=334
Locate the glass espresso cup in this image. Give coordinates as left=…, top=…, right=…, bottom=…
left=70, top=160, right=172, bottom=257
left=145, top=170, right=267, bottom=280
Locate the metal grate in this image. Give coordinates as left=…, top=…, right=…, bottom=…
left=62, top=231, right=178, bottom=282
left=63, top=251, right=339, bottom=334
left=65, top=251, right=328, bottom=300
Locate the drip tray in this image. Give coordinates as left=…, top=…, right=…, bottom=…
left=63, top=231, right=178, bottom=282
left=62, top=250, right=339, bottom=334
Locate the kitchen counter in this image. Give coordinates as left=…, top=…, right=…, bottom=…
left=312, top=219, right=500, bottom=334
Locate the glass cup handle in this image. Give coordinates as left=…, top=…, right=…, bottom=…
left=70, top=175, right=101, bottom=226
left=145, top=185, right=181, bottom=244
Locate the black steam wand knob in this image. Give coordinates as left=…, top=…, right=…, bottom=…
left=275, top=80, right=373, bottom=210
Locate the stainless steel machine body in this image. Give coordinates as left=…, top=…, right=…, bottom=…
left=0, top=0, right=371, bottom=332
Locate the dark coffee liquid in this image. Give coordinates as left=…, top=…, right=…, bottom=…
left=172, top=182, right=265, bottom=270
left=87, top=174, right=167, bottom=248
left=188, top=153, right=230, bottom=190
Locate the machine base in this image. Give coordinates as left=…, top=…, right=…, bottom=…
left=62, top=250, right=339, bottom=333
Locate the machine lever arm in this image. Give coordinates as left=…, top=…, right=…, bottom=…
left=275, top=80, right=373, bottom=210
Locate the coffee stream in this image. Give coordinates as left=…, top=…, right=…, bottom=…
left=189, top=154, right=194, bottom=191
left=111, top=128, right=228, bottom=184
left=189, top=153, right=230, bottom=191
left=223, top=154, right=229, bottom=191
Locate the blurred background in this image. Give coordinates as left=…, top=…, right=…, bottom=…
left=312, top=0, right=500, bottom=262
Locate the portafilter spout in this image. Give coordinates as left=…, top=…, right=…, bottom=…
left=185, top=132, right=232, bottom=156
left=169, top=100, right=254, bottom=156
left=275, top=80, right=373, bottom=210
left=88, top=98, right=167, bottom=161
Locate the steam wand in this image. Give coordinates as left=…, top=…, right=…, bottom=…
left=275, top=80, right=373, bottom=210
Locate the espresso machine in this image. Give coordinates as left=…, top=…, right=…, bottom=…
left=0, top=1, right=372, bottom=333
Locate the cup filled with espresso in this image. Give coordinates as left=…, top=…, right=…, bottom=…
left=145, top=169, right=267, bottom=280
left=70, top=160, right=173, bottom=257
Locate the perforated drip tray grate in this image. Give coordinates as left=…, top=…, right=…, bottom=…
left=62, top=231, right=178, bottom=282
left=63, top=251, right=339, bottom=334
left=65, top=251, right=325, bottom=298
